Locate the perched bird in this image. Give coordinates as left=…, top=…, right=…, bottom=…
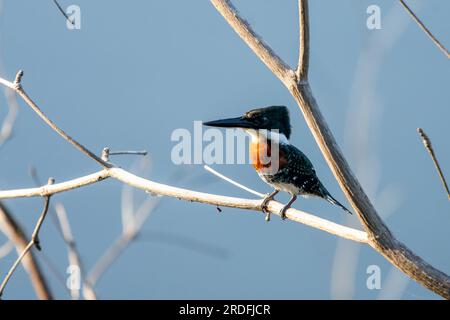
left=203, top=106, right=351, bottom=221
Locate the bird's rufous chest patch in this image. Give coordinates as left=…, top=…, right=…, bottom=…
left=250, top=140, right=287, bottom=173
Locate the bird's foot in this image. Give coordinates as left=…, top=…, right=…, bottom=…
left=279, top=206, right=288, bottom=220
left=261, top=195, right=272, bottom=211
left=261, top=196, right=272, bottom=222
left=279, top=195, right=296, bottom=221
left=261, top=190, right=279, bottom=222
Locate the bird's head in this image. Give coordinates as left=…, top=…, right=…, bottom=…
left=203, top=106, right=291, bottom=140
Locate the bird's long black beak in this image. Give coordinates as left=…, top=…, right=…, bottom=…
left=203, top=116, right=256, bottom=129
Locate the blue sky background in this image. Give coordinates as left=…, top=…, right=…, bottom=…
left=0, top=0, right=449, bottom=299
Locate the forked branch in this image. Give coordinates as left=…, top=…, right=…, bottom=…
left=0, top=0, right=448, bottom=299
left=0, top=178, right=54, bottom=298
left=210, top=0, right=450, bottom=298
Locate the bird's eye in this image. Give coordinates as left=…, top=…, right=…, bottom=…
left=261, top=116, right=268, bottom=124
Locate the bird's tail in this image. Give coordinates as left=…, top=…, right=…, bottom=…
left=323, top=191, right=352, bottom=214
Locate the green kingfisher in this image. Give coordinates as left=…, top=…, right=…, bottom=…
left=203, top=106, right=352, bottom=221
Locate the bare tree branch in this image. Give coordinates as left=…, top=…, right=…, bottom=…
left=332, top=4, right=411, bottom=299
left=0, top=168, right=369, bottom=244
left=0, top=75, right=367, bottom=243
left=0, top=178, right=54, bottom=299
left=0, top=170, right=110, bottom=198
left=52, top=0, right=75, bottom=26
left=0, top=0, right=448, bottom=298
left=296, top=0, right=309, bottom=82
left=0, top=202, right=53, bottom=299
left=29, top=166, right=97, bottom=299
left=210, top=0, right=450, bottom=299
left=1, top=71, right=111, bottom=168
left=110, top=151, right=148, bottom=157
left=417, top=128, right=449, bottom=199
left=399, top=0, right=450, bottom=58
left=209, top=0, right=294, bottom=84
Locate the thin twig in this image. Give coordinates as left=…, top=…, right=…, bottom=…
left=101, top=147, right=148, bottom=159
left=0, top=202, right=53, bottom=299
left=29, top=167, right=96, bottom=299
left=399, top=0, right=450, bottom=58
left=417, top=128, right=449, bottom=199
left=110, top=151, right=148, bottom=156
left=7, top=70, right=111, bottom=168
left=204, top=165, right=264, bottom=197
left=0, top=178, right=53, bottom=298
left=52, top=0, right=75, bottom=26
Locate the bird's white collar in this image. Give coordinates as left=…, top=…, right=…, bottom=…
left=244, top=129, right=289, bottom=145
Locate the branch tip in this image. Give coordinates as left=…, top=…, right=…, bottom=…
left=13, top=70, right=24, bottom=88
left=417, top=127, right=450, bottom=199
left=101, top=147, right=110, bottom=161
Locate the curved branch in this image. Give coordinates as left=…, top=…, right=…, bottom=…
left=0, top=168, right=368, bottom=244
left=210, top=0, right=450, bottom=299
left=0, top=170, right=110, bottom=198
left=209, top=0, right=294, bottom=84
left=1, top=71, right=111, bottom=168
